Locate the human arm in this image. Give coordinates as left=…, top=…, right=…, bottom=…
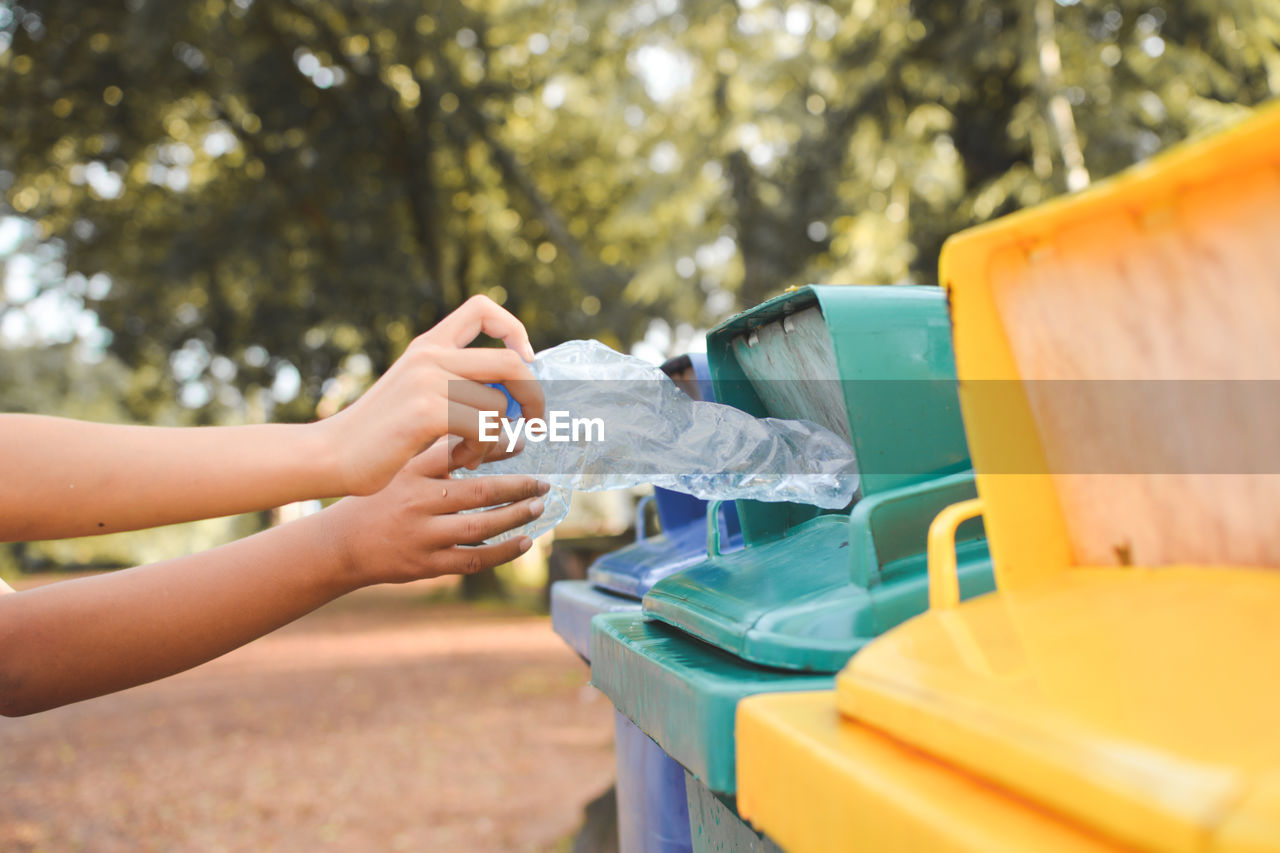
left=0, top=295, right=545, bottom=542
left=0, top=442, right=547, bottom=716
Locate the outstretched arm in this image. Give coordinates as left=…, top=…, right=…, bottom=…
left=0, top=442, right=547, bottom=716
left=0, top=415, right=334, bottom=541
left=0, top=295, right=545, bottom=542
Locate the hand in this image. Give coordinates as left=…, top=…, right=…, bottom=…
left=0, top=438, right=548, bottom=717
left=316, top=295, right=546, bottom=495
left=321, top=440, right=549, bottom=586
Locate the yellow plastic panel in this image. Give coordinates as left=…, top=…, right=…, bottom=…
left=736, top=691, right=1120, bottom=853
left=838, top=568, right=1280, bottom=852
left=1215, top=773, right=1280, bottom=853
left=940, top=103, right=1280, bottom=585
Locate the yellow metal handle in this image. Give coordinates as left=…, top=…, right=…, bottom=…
left=928, top=498, right=985, bottom=610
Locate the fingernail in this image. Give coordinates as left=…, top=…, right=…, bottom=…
left=518, top=536, right=533, bottom=552
left=529, top=499, right=545, bottom=516
left=537, top=480, right=551, bottom=495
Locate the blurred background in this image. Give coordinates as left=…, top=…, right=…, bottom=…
left=1, top=0, right=1279, bottom=579
left=1, top=0, right=1278, bottom=848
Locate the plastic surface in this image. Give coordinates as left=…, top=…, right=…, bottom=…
left=461, top=340, right=859, bottom=541
left=735, top=692, right=1119, bottom=853
left=939, top=103, right=1280, bottom=585
left=555, top=350, right=729, bottom=853
left=839, top=568, right=1280, bottom=853
left=587, top=522, right=718, bottom=601
left=684, top=772, right=781, bottom=853
left=650, top=485, right=742, bottom=562
left=927, top=497, right=986, bottom=609
left=589, top=612, right=831, bottom=795
left=653, top=486, right=709, bottom=537
left=549, top=580, right=640, bottom=661
left=707, top=285, right=970, bottom=546
left=830, top=105, right=1280, bottom=853
left=615, top=712, right=694, bottom=853
left=649, top=350, right=737, bottom=549
left=645, top=472, right=994, bottom=672
left=639, top=285, right=991, bottom=670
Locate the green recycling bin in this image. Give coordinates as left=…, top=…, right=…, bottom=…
left=590, top=284, right=994, bottom=844
left=644, top=284, right=994, bottom=672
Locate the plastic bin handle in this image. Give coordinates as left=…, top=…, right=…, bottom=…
left=928, top=498, right=985, bottom=610
left=634, top=494, right=655, bottom=543
left=706, top=500, right=727, bottom=557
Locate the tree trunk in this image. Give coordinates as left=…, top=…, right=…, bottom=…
left=1034, top=0, right=1091, bottom=192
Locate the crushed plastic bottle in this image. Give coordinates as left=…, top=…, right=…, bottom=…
left=456, top=339, right=859, bottom=541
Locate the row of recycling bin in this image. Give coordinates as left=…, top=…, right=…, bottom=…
left=552, top=281, right=994, bottom=852
left=552, top=103, right=1280, bottom=853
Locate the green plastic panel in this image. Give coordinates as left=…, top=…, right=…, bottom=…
left=707, top=284, right=969, bottom=546
left=685, top=772, right=783, bottom=853
left=644, top=471, right=995, bottom=672
left=590, top=612, right=831, bottom=795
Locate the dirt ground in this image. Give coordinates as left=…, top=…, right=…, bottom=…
left=0, top=577, right=617, bottom=852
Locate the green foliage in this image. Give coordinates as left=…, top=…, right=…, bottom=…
left=0, top=0, right=1277, bottom=423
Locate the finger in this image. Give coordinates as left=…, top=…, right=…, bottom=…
left=457, top=432, right=525, bottom=467
left=443, top=435, right=502, bottom=473
left=430, top=537, right=534, bottom=576
left=429, top=349, right=545, bottom=422
left=446, top=400, right=506, bottom=446
left=428, top=494, right=546, bottom=545
left=405, top=439, right=453, bottom=478
left=450, top=438, right=486, bottom=471
left=438, top=373, right=520, bottom=451
left=442, top=376, right=510, bottom=416
left=450, top=437, right=514, bottom=471
left=423, top=295, right=536, bottom=361
left=430, top=474, right=548, bottom=515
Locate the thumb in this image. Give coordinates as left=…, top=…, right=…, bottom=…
left=407, top=438, right=453, bottom=478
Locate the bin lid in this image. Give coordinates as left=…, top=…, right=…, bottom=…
left=587, top=522, right=721, bottom=599
left=839, top=568, right=1280, bottom=853
left=707, top=284, right=970, bottom=546
left=940, top=103, right=1280, bottom=585
left=841, top=104, right=1280, bottom=853
left=549, top=580, right=640, bottom=661
left=643, top=471, right=994, bottom=671
left=642, top=283, right=990, bottom=671
left=588, top=611, right=831, bottom=795
left=736, top=691, right=1120, bottom=853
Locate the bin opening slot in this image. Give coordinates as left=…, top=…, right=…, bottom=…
left=730, top=304, right=853, bottom=445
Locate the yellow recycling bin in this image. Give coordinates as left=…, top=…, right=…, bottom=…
left=738, top=102, right=1280, bottom=853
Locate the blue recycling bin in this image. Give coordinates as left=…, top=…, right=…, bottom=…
left=548, top=353, right=741, bottom=853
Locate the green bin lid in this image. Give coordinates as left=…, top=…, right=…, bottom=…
left=707, top=284, right=970, bottom=545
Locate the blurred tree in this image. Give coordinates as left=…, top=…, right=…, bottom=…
left=2, top=0, right=1277, bottom=591
left=636, top=0, right=1279, bottom=305
left=2, top=0, right=1277, bottom=419
left=0, top=0, right=643, bottom=422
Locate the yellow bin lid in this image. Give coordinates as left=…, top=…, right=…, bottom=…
left=839, top=102, right=1280, bottom=853
left=736, top=691, right=1121, bottom=853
